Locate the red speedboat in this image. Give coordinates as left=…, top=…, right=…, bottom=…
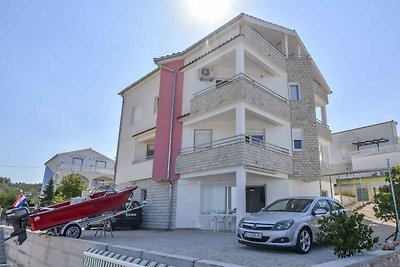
left=28, top=186, right=136, bottom=231
left=5, top=184, right=139, bottom=245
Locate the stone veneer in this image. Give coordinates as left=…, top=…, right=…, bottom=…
left=288, top=57, right=321, bottom=181
left=240, top=24, right=286, bottom=71
left=191, top=75, right=290, bottom=121
left=122, top=179, right=177, bottom=229
left=176, top=141, right=293, bottom=175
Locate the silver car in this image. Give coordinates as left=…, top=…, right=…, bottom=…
left=237, top=196, right=347, bottom=254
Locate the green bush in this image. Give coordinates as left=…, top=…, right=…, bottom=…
left=316, top=212, right=378, bottom=258
left=373, top=166, right=400, bottom=222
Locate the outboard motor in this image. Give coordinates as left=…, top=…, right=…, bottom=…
left=4, top=207, right=29, bottom=245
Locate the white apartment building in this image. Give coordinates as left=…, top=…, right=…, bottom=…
left=115, top=13, right=333, bottom=231
left=41, top=148, right=115, bottom=193
left=331, top=120, right=400, bottom=173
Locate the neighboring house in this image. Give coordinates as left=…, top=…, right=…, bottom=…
left=331, top=121, right=400, bottom=172
left=41, top=148, right=115, bottom=193
left=115, top=13, right=333, bottom=231
left=330, top=121, right=400, bottom=191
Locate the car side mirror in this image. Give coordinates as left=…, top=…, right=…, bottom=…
left=312, top=208, right=327, bottom=216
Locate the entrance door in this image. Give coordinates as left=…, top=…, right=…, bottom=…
left=246, top=186, right=266, bottom=213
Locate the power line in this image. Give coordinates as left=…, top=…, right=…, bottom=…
left=0, top=165, right=44, bottom=169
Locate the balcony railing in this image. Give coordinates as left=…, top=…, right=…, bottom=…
left=176, top=134, right=292, bottom=175
left=180, top=134, right=290, bottom=155
left=193, top=73, right=287, bottom=102
left=190, top=73, right=290, bottom=121
left=316, top=119, right=332, bottom=142
left=348, top=144, right=400, bottom=157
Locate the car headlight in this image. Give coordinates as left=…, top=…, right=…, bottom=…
left=238, top=218, right=245, bottom=228
left=272, top=220, right=294, bottom=230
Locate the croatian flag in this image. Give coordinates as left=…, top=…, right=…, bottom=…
left=12, top=193, right=27, bottom=208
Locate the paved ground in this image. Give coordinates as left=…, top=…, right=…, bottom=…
left=80, top=204, right=396, bottom=267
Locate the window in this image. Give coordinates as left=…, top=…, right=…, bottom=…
left=95, top=160, right=107, bottom=168
left=313, top=199, right=331, bottom=213
left=146, top=144, right=154, bottom=158
left=201, top=186, right=236, bottom=215
left=246, top=129, right=265, bottom=144
left=153, top=97, right=159, bottom=113
left=329, top=200, right=345, bottom=211
left=72, top=157, right=84, bottom=171
left=130, top=106, right=143, bottom=125
left=292, top=129, right=303, bottom=150
left=289, top=84, right=300, bottom=100
left=194, top=129, right=212, bottom=149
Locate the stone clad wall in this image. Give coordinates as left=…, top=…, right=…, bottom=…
left=176, top=142, right=292, bottom=175
left=288, top=57, right=321, bottom=181
left=240, top=24, right=286, bottom=71
left=124, top=179, right=177, bottom=230
left=191, top=77, right=290, bottom=120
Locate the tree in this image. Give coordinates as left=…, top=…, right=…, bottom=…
left=40, top=178, right=55, bottom=206
left=373, top=166, right=400, bottom=222
left=0, top=177, right=11, bottom=183
left=54, top=173, right=86, bottom=202
left=316, top=212, right=378, bottom=258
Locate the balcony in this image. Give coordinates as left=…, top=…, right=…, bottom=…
left=320, top=161, right=334, bottom=176
left=348, top=144, right=400, bottom=158
left=313, top=80, right=328, bottom=104
left=317, top=119, right=332, bottom=142
left=190, top=74, right=290, bottom=121
left=176, top=135, right=292, bottom=175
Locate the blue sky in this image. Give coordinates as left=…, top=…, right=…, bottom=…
left=0, top=0, right=399, bottom=183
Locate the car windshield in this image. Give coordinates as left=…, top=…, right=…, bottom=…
left=262, top=198, right=313, bottom=213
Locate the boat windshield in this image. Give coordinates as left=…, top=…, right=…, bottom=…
left=262, top=198, right=313, bottom=213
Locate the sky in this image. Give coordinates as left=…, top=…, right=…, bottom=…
left=0, top=0, right=399, bottom=184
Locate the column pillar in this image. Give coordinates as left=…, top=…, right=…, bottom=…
left=236, top=167, right=246, bottom=228
left=284, top=34, right=289, bottom=59
left=235, top=103, right=245, bottom=136
left=321, top=106, right=328, bottom=125
left=236, top=45, right=245, bottom=74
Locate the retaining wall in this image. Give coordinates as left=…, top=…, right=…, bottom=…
left=1, top=227, right=243, bottom=267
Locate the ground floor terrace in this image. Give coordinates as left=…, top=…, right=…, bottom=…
left=174, top=167, right=332, bottom=231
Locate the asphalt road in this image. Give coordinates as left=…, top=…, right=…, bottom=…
left=80, top=204, right=396, bottom=267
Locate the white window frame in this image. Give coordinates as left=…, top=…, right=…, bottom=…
left=146, top=144, right=155, bottom=159
left=289, top=83, right=300, bottom=100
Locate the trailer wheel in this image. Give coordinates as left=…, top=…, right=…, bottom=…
left=63, top=224, right=82, bottom=239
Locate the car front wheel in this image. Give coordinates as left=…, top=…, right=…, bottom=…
left=296, top=227, right=312, bottom=254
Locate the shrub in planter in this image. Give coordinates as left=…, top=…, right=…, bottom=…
left=316, top=212, right=378, bottom=258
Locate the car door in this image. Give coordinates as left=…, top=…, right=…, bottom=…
left=309, top=199, right=332, bottom=236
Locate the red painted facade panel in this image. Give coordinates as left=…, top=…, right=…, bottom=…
left=152, top=60, right=184, bottom=181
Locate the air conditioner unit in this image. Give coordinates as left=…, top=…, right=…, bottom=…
left=199, top=67, right=214, bottom=81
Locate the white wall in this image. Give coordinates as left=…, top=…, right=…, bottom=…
left=331, top=121, right=399, bottom=167
left=288, top=180, right=320, bottom=197
left=352, top=151, right=400, bottom=171
left=116, top=73, right=160, bottom=183
left=175, top=179, right=201, bottom=228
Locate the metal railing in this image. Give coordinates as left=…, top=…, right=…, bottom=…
left=193, top=73, right=288, bottom=102
left=316, top=119, right=330, bottom=128
left=348, top=144, right=400, bottom=157
left=83, top=248, right=171, bottom=267
left=179, top=134, right=290, bottom=155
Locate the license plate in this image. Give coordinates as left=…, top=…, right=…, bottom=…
left=126, top=213, right=137, bottom=217
left=244, top=232, right=262, bottom=239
